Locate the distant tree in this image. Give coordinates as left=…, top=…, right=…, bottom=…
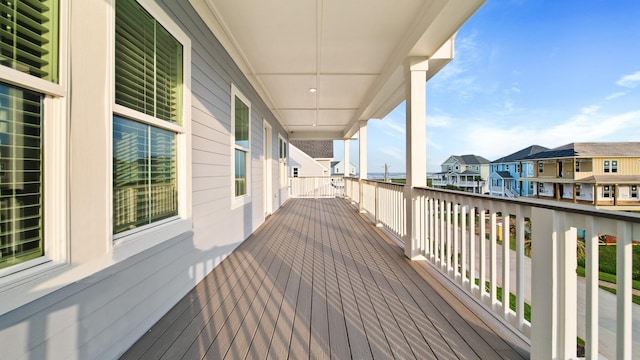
left=473, top=176, right=484, bottom=194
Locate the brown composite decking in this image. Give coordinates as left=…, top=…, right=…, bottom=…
left=121, top=198, right=530, bottom=360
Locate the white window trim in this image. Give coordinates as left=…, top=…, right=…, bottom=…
left=109, top=0, right=193, bottom=259
left=231, top=83, right=251, bottom=208
left=278, top=134, right=288, bottom=188
left=0, top=1, right=70, bottom=285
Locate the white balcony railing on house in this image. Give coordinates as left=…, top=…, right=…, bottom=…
left=288, top=176, right=344, bottom=198
left=295, top=176, right=638, bottom=360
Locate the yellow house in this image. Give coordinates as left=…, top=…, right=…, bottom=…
left=519, top=142, right=640, bottom=210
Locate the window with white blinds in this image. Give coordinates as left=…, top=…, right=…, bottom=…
left=0, top=0, right=59, bottom=82
left=113, top=116, right=177, bottom=234
left=0, top=0, right=58, bottom=270
left=0, top=83, right=43, bottom=269
left=115, top=0, right=182, bottom=124
left=113, top=0, right=183, bottom=235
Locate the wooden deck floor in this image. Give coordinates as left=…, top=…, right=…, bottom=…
left=121, top=198, right=529, bottom=360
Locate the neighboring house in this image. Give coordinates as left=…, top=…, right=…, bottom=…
left=489, top=145, right=548, bottom=197
left=289, top=142, right=330, bottom=177
left=0, top=0, right=484, bottom=358
left=519, top=142, right=640, bottom=210
left=331, top=160, right=357, bottom=176
left=289, top=140, right=333, bottom=177
left=432, top=155, right=490, bottom=193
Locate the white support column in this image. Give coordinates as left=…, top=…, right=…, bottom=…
left=344, top=139, right=350, bottom=177
left=358, top=121, right=368, bottom=212
left=358, top=120, right=368, bottom=180
left=404, top=57, right=428, bottom=259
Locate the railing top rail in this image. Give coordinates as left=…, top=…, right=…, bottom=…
left=415, top=186, right=640, bottom=222
left=359, top=178, right=406, bottom=188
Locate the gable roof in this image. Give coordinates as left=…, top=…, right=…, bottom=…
left=290, top=140, right=334, bottom=159
left=491, top=145, right=548, bottom=163
left=495, top=171, right=514, bottom=179
left=520, top=142, right=640, bottom=160
left=453, top=154, right=490, bottom=165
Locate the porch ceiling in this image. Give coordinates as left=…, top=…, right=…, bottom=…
left=190, top=0, right=484, bottom=139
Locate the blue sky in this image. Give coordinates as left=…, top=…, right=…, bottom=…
left=335, top=0, right=640, bottom=174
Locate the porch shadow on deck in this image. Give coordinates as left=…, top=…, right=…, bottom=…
left=121, top=198, right=530, bottom=359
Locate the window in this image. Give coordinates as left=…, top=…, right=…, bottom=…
left=292, top=167, right=299, bottom=177
left=603, top=160, right=618, bottom=173
left=538, top=162, right=543, bottom=173
left=631, top=185, right=638, bottom=198
left=575, top=184, right=581, bottom=197
left=506, top=164, right=510, bottom=170
left=232, top=86, right=250, bottom=198
left=279, top=136, right=287, bottom=186
left=0, top=85, right=43, bottom=269
left=0, top=0, right=59, bottom=83
left=0, top=0, right=63, bottom=271
left=603, top=185, right=613, bottom=198
left=538, top=183, right=544, bottom=192
left=516, top=163, right=521, bottom=173
left=575, top=160, right=580, bottom=172
left=113, top=0, right=189, bottom=236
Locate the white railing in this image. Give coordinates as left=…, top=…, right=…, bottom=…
left=288, top=176, right=344, bottom=198
left=358, top=179, right=406, bottom=241
left=345, top=178, right=638, bottom=360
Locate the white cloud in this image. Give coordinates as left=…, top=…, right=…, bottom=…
left=605, top=91, right=627, bottom=100
left=453, top=109, right=640, bottom=162
left=427, top=115, right=452, bottom=128
left=580, top=105, right=600, bottom=114
left=379, top=147, right=404, bottom=161
left=616, top=71, right=640, bottom=88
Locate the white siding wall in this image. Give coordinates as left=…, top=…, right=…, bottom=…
left=0, top=1, right=287, bottom=359
left=289, top=145, right=329, bottom=177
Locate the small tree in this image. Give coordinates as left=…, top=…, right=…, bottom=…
left=474, top=176, right=484, bottom=194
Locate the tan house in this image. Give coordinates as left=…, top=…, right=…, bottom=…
left=519, top=142, right=640, bottom=210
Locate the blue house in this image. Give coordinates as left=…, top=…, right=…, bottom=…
left=489, top=145, right=548, bottom=197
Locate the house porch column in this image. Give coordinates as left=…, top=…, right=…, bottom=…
left=358, top=121, right=368, bottom=211
left=344, top=139, right=350, bottom=176
left=404, top=57, right=428, bottom=259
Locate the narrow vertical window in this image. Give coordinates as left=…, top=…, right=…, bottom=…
left=603, top=160, right=610, bottom=173
left=632, top=185, right=638, bottom=198
left=611, top=160, right=618, bottom=173
left=114, top=0, right=184, bottom=234
left=233, top=93, right=250, bottom=197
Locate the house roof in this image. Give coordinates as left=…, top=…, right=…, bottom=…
left=192, top=0, right=485, bottom=140
left=495, top=171, right=513, bottom=179
left=290, top=140, right=333, bottom=159
left=453, top=154, right=490, bottom=165
left=491, top=145, right=548, bottom=163
left=520, top=142, right=640, bottom=160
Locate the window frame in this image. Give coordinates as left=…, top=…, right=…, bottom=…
left=602, top=185, right=612, bottom=198
left=278, top=135, right=288, bottom=187
left=631, top=185, right=638, bottom=198
left=0, top=1, right=69, bottom=282
left=231, top=84, right=251, bottom=208
left=110, top=0, right=192, bottom=252
left=538, top=162, right=543, bottom=173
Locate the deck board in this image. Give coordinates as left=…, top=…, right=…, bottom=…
left=121, top=198, right=529, bottom=360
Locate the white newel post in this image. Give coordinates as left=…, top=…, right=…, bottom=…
left=404, top=57, right=428, bottom=259
left=530, top=207, right=577, bottom=359
left=358, top=121, right=368, bottom=212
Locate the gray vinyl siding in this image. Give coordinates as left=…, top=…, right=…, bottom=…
left=0, top=1, right=287, bottom=359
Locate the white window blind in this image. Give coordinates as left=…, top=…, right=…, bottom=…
left=0, top=83, right=43, bottom=269
left=0, top=0, right=59, bottom=82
